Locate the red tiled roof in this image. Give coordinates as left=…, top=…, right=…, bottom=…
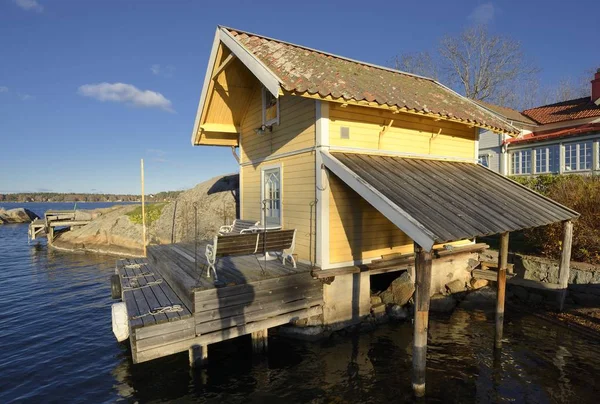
left=474, top=100, right=537, bottom=125
left=505, top=123, right=600, bottom=145
left=224, top=28, right=518, bottom=134
left=522, top=97, right=600, bottom=124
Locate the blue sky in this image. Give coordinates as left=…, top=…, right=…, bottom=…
left=0, top=0, right=598, bottom=194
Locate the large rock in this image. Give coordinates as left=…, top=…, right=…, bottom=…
left=445, top=279, right=466, bottom=294
left=380, top=272, right=414, bottom=306
left=0, top=208, right=39, bottom=224
left=153, top=174, right=238, bottom=244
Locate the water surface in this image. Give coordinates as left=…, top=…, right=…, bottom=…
left=1, top=203, right=599, bottom=403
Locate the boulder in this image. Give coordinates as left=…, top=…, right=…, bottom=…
left=380, top=272, right=414, bottom=306
left=371, top=303, right=386, bottom=317
left=430, top=294, right=457, bottom=313
left=470, top=278, right=488, bottom=290
left=387, top=304, right=409, bottom=321
left=528, top=293, right=544, bottom=305
left=370, top=295, right=383, bottom=306
left=445, top=279, right=466, bottom=294
left=0, top=208, right=39, bottom=224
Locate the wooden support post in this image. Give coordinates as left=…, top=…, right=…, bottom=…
left=495, top=232, right=509, bottom=349
left=412, top=243, right=432, bottom=398
left=251, top=329, right=268, bottom=354
left=189, top=344, right=207, bottom=368
left=47, top=226, right=54, bottom=244
left=558, top=220, right=573, bottom=311
left=141, top=159, right=147, bottom=257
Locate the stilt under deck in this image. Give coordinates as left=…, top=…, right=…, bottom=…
left=117, top=242, right=323, bottom=364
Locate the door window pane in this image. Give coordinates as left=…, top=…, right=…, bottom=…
left=263, top=168, right=281, bottom=226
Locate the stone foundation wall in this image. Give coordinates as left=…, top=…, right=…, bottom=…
left=480, top=250, right=600, bottom=286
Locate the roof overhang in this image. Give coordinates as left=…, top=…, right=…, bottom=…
left=322, top=151, right=579, bottom=252
left=191, top=27, right=282, bottom=146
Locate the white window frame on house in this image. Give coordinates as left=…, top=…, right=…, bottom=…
left=260, top=163, right=282, bottom=226
left=534, top=144, right=560, bottom=174
left=262, top=87, right=279, bottom=127
left=510, top=149, right=532, bottom=175
left=564, top=141, right=593, bottom=172
left=478, top=154, right=490, bottom=168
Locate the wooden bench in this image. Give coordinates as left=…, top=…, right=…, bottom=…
left=205, top=229, right=297, bottom=280
left=218, top=219, right=259, bottom=235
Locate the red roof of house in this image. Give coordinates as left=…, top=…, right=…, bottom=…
left=225, top=28, right=518, bottom=134
left=505, top=122, right=600, bottom=145
left=522, top=97, right=600, bottom=124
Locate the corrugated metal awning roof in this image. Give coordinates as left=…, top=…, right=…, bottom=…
left=322, top=152, right=579, bottom=251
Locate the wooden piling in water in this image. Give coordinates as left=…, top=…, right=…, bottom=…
left=251, top=329, right=268, bottom=353
left=495, top=232, right=509, bottom=349
left=412, top=243, right=432, bottom=398
left=189, top=344, right=207, bottom=368
left=558, top=220, right=573, bottom=311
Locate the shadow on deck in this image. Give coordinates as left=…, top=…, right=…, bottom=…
left=117, top=241, right=323, bottom=364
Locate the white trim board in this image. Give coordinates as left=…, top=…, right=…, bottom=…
left=315, top=100, right=330, bottom=268
left=320, top=151, right=437, bottom=252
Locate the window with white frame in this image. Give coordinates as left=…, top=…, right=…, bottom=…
left=564, top=141, right=593, bottom=172
left=511, top=149, right=531, bottom=175
left=478, top=155, right=490, bottom=168
left=534, top=145, right=559, bottom=174
left=262, top=87, right=279, bottom=126
left=262, top=167, right=281, bottom=226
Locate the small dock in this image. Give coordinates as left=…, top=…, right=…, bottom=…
left=116, top=242, right=323, bottom=364
left=28, top=210, right=92, bottom=242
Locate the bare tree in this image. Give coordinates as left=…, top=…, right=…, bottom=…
left=389, top=52, right=439, bottom=80
left=439, top=25, right=538, bottom=103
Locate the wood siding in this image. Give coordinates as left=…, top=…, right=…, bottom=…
left=240, top=93, right=316, bottom=262
left=329, top=104, right=477, bottom=160
left=327, top=103, right=477, bottom=264
left=241, top=93, right=316, bottom=163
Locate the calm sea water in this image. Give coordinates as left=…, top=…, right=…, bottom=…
left=1, top=203, right=600, bottom=403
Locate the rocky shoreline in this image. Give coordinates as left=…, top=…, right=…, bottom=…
left=0, top=207, right=39, bottom=224
left=45, top=174, right=238, bottom=257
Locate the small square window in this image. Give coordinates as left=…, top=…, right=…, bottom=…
left=340, top=127, right=350, bottom=139
left=262, top=87, right=279, bottom=126
left=478, top=155, right=489, bottom=168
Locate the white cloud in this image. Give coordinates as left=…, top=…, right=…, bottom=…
left=150, top=64, right=175, bottom=78
left=18, top=93, right=34, bottom=101
left=77, top=82, right=174, bottom=112
left=468, top=3, right=495, bottom=25
left=14, top=0, right=44, bottom=13
left=0, top=86, right=8, bottom=93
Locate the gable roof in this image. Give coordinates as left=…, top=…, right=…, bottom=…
left=205, top=27, right=519, bottom=135
left=522, top=97, right=600, bottom=125
left=474, top=100, right=537, bottom=125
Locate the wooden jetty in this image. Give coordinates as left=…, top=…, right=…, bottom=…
left=115, top=241, right=323, bottom=365
left=28, top=210, right=92, bottom=243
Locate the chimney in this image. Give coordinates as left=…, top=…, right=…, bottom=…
left=592, top=68, right=600, bottom=105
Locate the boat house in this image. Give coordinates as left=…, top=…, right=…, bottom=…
left=111, top=26, right=579, bottom=397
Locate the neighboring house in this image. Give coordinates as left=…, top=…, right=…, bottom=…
left=478, top=69, right=600, bottom=176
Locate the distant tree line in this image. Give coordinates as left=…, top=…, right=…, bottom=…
left=0, top=190, right=183, bottom=203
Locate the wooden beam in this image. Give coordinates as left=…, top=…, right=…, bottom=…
left=211, top=53, right=236, bottom=80
left=558, top=220, right=573, bottom=311
left=495, top=232, right=509, bottom=349
left=412, top=243, right=432, bottom=398
left=189, top=344, right=207, bottom=368
left=199, top=123, right=240, bottom=133
left=251, top=329, right=268, bottom=354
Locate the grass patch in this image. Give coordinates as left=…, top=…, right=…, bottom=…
left=126, top=203, right=166, bottom=226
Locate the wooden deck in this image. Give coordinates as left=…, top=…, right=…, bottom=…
left=118, top=242, right=323, bottom=364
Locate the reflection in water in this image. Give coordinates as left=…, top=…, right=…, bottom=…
left=2, top=218, right=600, bottom=403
